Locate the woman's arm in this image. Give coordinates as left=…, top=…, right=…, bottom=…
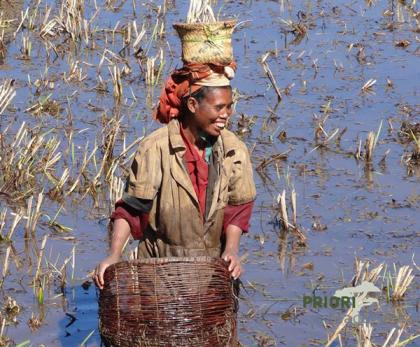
left=222, top=201, right=254, bottom=279
left=93, top=219, right=131, bottom=289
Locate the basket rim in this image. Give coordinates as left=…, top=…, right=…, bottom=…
left=173, top=20, right=237, bottom=30
left=104, top=257, right=229, bottom=278
left=109, top=256, right=227, bottom=268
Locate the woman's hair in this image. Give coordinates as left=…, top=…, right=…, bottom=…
left=180, top=85, right=232, bottom=116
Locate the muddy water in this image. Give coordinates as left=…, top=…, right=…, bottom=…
left=0, top=0, right=419, bottom=346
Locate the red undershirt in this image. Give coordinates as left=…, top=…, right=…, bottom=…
left=111, top=129, right=254, bottom=240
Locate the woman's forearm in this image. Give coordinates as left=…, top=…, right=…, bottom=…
left=109, top=218, right=131, bottom=258
left=224, top=224, right=242, bottom=254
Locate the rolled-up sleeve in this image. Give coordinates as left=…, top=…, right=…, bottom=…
left=223, top=200, right=254, bottom=233
left=126, top=141, right=162, bottom=200
left=111, top=200, right=149, bottom=240
left=228, top=142, right=257, bottom=205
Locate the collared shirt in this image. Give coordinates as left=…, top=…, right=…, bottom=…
left=112, top=124, right=254, bottom=240
left=112, top=119, right=256, bottom=257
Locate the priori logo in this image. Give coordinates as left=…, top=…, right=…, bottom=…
left=303, top=281, right=381, bottom=323
left=303, top=295, right=355, bottom=309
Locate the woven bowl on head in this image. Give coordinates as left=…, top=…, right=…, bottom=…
left=173, top=20, right=236, bottom=65
left=99, top=256, right=238, bottom=347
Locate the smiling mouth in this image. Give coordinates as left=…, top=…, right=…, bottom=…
left=215, top=122, right=225, bottom=130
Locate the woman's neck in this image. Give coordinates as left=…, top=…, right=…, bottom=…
left=180, top=118, right=204, bottom=148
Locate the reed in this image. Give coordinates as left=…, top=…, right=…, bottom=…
left=310, top=112, right=341, bottom=152
left=355, top=121, right=383, bottom=162
left=356, top=322, right=373, bottom=347
left=66, top=142, right=98, bottom=195
left=14, top=8, right=29, bottom=39
left=277, top=189, right=306, bottom=245
left=0, top=79, right=16, bottom=114
left=109, top=65, right=123, bottom=101
left=109, top=174, right=124, bottom=209
left=24, top=193, right=44, bottom=235
left=351, top=259, right=384, bottom=286
left=324, top=307, right=353, bottom=347
left=261, top=51, right=282, bottom=102
left=20, top=33, right=32, bottom=59
left=391, top=265, right=414, bottom=301
left=132, top=21, right=146, bottom=52
left=402, top=130, right=420, bottom=169
left=0, top=209, right=6, bottom=241
left=146, top=49, right=165, bottom=87
left=364, top=132, right=375, bottom=162
left=65, top=59, right=87, bottom=83
left=0, top=246, right=11, bottom=289
left=280, top=18, right=308, bottom=45
left=356, top=324, right=419, bottom=347
left=361, top=78, right=376, bottom=93
left=34, top=234, right=48, bottom=283
left=278, top=190, right=289, bottom=230
left=6, top=212, right=23, bottom=240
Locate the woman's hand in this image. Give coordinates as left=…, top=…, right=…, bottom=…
left=94, top=218, right=131, bottom=289
left=93, top=254, right=120, bottom=290
left=222, top=251, right=242, bottom=279
left=223, top=224, right=244, bottom=279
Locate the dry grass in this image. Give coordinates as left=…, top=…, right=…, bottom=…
left=0, top=79, right=16, bottom=114
left=277, top=189, right=306, bottom=245
left=361, top=78, right=377, bottom=93
left=325, top=259, right=418, bottom=346
left=351, top=259, right=385, bottom=286
left=327, top=306, right=420, bottom=347
left=109, top=175, right=124, bottom=210
left=391, top=265, right=414, bottom=301
left=401, top=130, right=420, bottom=172
left=357, top=323, right=420, bottom=347
left=356, top=322, right=373, bottom=347
left=260, top=51, right=282, bottom=102
left=110, top=65, right=123, bottom=101
left=312, top=112, right=341, bottom=151
left=355, top=121, right=383, bottom=162
left=146, top=48, right=165, bottom=87
left=280, top=18, right=308, bottom=45
left=324, top=307, right=354, bottom=347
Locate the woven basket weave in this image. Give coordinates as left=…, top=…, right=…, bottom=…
left=173, top=20, right=236, bottom=65
left=99, top=257, right=238, bottom=347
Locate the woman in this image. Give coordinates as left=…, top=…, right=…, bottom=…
left=94, top=63, right=256, bottom=289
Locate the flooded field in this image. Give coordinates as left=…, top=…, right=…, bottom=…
left=0, top=0, right=419, bottom=346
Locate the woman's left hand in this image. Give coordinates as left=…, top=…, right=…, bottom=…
left=222, top=251, right=242, bottom=279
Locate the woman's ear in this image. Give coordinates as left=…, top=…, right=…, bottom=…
left=186, top=97, right=199, bottom=114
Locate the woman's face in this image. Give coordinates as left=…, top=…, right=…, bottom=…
left=187, top=87, right=234, bottom=137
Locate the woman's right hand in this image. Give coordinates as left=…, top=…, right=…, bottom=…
left=93, top=255, right=120, bottom=290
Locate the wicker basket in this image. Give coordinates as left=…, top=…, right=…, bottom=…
left=173, top=20, right=236, bottom=65
left=99, top=257, right=238, bottom=347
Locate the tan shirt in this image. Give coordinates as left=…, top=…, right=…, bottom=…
left=126, top=119, right=256, bottom=258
